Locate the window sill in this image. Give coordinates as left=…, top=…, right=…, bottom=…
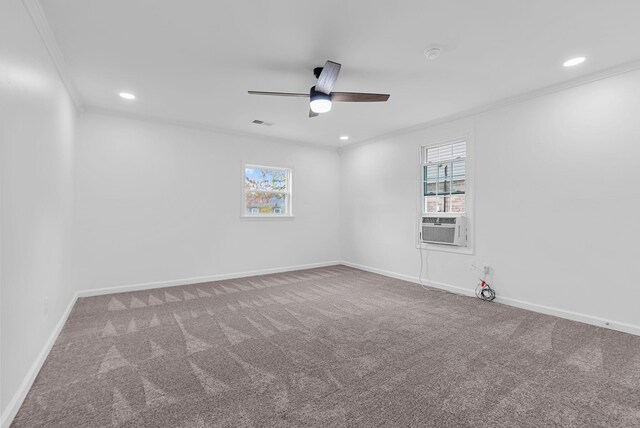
left=240, top=215, right=296, bottom=221
left=415, top=242, right=474, bottom=255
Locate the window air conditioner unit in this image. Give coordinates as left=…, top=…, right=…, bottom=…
left=420, top=215, right=467, bottom=246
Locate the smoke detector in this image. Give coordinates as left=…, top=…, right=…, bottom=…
left=424, top=47, right=443, bottom=60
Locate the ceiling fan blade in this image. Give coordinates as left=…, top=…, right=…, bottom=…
left=248, top=91, right=309, bottom=97
left=309, top=109, right=319, bottom=118
left=331, top=92, right=390, bottom=102
left=315, top=61, right=341, bottom=95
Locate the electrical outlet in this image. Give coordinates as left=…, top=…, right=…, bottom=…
left=471, top=263, right=491, bottom=275
left=43, top=297, right=49, bottom=316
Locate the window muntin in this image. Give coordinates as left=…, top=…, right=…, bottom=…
left=423, top=141, right=466, bottom=213
left=243, top=165, right=292, bottom=216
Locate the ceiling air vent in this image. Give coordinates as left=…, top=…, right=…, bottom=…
left=251, top=120, right=273, bottom=126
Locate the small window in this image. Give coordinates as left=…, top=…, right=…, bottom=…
left=243, top=164, right=292, bottom=216
left=422, top=140, right=466, bottom=213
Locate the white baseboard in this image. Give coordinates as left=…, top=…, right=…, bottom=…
left=76, top=261, right=342, bottom=297
left=340, top=261, right=477, bottom=298
left=1, top=293, right=78, bottom=428
left=493, top=295, right=640, bottom=337
left=2, top=261, right=340, bottom=427
left=341, top=260, right=640, bottom=337
left=4, top=259, right=638, bottom=427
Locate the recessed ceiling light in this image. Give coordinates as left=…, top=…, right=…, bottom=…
left=119, top=92, right=136, bottom=100
left=340, top=136, right=349, bottom=141
left=563, top=57, right=586, bottom=67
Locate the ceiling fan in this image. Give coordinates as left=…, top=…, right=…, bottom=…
left=248, top=60, right=390, bottom=118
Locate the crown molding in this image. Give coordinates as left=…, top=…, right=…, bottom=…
left=19, top=0, right=640, bottom=151
left=22, top=0, right=84, bottom=111
left=341, top=58, right=640, bottom=152
left=83, top=106, right=340, bottom=152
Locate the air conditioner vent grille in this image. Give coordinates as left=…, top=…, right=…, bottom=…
left=252, top=119, right=274, bottom=126
left=422, top=225, right=455, bottom=243
left=420, top=215, right=466, bottom=246
left=422, top=217, right=457, bottom=224
left=437, top=217, right=457, bottom=224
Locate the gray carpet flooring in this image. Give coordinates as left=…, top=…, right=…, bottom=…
left=12, top=265, right=640, bottom=427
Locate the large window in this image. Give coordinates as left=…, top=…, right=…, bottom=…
left=243, top=164, right=292, bottom=216
left=422, top=140, right=466, bottom=213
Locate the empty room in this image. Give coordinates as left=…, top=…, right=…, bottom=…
left=2, top=0, right=640, bottom=426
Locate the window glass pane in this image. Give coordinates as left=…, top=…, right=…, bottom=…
left=451, top=159, right=465, bottom=194
left=425, top=196, right=438, bottom=213
left=424, top=164, right=438, bottom=181
left=448, top=195, right=465, bottom=213
left=424, top=165, right=437, bottom=195
left=437, top=163, right=451, bottom=195
left=434, top=196, right=446, bottom=212
left=451, top=159, right=465, bottom=179
left=245, top=167, right=288, bottom=192
left=426, top=195, right=466, bottom=213
left=245, top=192, right=287, bottom=214
left=452, top=179, right=465, bottom=195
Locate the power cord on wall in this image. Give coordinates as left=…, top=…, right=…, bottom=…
left=418, top=235, right=451, bottom=294
left=418, top=234, right=433, bottom=291
left=420, top=232, right=496, bottom=301
left=470, top=263, right=496, bottom=301
left=475, top=278, right=496, bottom=301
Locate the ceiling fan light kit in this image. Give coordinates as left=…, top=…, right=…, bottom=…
left=248, top=60, right=390, bottom=118
left=309, top=87, right=332, bottom=113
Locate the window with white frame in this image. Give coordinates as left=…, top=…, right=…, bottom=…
left=243, top=164, right=292, bottom=216
left=422, top=140, right=466, bottom=213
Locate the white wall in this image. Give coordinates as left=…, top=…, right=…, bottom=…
left=0, top=0, right=77, bottom=419
left=73, top=112, right=340, bottom=291
left=3, top=2, right=640, bottom=421
left=340, top=68, right=640, bottom=331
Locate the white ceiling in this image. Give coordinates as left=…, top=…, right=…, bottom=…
left=41, top=0, right=640, bottom=147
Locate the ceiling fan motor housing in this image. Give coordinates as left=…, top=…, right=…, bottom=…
left=310, top=86, right=330, bottom=100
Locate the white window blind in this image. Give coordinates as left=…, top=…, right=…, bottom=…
left=426, top=141, right=467, bottom=163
